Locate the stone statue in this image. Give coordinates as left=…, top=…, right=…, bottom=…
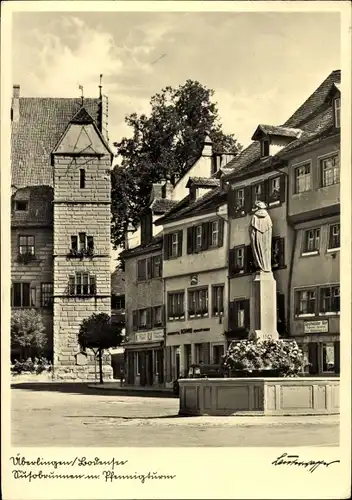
left=249, top=201, right=272, bottom=272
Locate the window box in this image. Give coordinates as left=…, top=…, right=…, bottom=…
left=17, top=252, right=36, bottom=265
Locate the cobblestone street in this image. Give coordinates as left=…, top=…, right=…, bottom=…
left=11, top=383, right=339, bottom=447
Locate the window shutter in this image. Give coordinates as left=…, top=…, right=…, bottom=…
left=146, top=308, right=152, bottom=329
left=228, top=187, right=235, bottom=217
left=201, top=222, right=209, bottom=250
left=218, top=219, right=224, bottom=247
left=162, top=305, right=165, bottom=326
left=132, top=310, right=138, bottom=331
left=187, top=227, right=193, bottom=254
left=177, top=230, right=183, bottom=257
left=279, top=175, right=286, bottom=203
left=228, top=301, right=235, bottom=331
left=89, top=275, right=96, bottom=295
left=244, top=300, right=250, bottom=329
left=163, top=234, right=169, bottom=260
left=263, top=179, right=269, bottom=204
left=279, top=238, right=285, bottom=267
left=146, top=257, right=152, bottom=279
left=334, top=341, right=340, bottom=374
left=244, top=186, right=252, bottom=213
left=229, top=248, right=236, bottom=276
left=245, top=245, right=254, bottom=273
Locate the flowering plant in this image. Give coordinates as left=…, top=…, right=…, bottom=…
left=222, top=338, right=304, bottom=377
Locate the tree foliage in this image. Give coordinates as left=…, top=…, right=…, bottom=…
left=78, top=313, right=123, bottom=383
left=111, top=80, right=242, bottom=249
left=11, top=309, right=47, bottom=358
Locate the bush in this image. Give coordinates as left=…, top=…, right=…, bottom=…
left=11, top=309, right=47, bottom=358
left=222, top=338, right=305, bottom=377
left=11, top=357, right=52, bottom=375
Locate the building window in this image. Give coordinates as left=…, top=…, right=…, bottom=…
left=14, top=200, right=28, bottom=211
left=230, top=299, right=250, bottom=330
left=18, top=235, right=35, bottom=256
left=296, top=289, right=316, bottom=316
left=321, top=154, right=340, bottom=187
left=319, top=285, right=340, bottom=315
left=137, top=255, right=162, bottom=281
left=138, top=309, right=147, bottom=329
left=68, top=272, right=96, bottom=296
left=11, top=282, right=35, bottom=308
left=80, top=169, right=86, bottom=188
left=152, top=255, right=162, bottom=278
left=188, top=287, right=209, bottom=318
left=272, top=237, right=285, bottom=269
left=235, top=188, right=245, bottom=211
left=212, top=285, right=224, bottom=316
left=230, top=246, right=245, bottom=275
left=252, top=183, right=265, bottom=207
left=295, top=163, right=311, bottom=193
left=268, top=176, right=281, bottom=204
left=328, top=223, right=340, bottom=250
left=168, top=292, right=185, bottom=320
left=172, top=232, right=180, bottom=257
left=153, top=306, right=163, bottom=327
left=333, top=97, right=341, bottom=128
left=213, top=345, right=224, bottom=364
left=210, top=221, right=219, bottom=247
left=195, top=225, right=202, bottom=251
left=322, top=343, right=335, bottom=372
left=164, top=231, right=183, bottom=259
left=112, top=294, right=125, bottom=309
left=41, top=283, right=53, bottom=307
left=260, top=139, right=270, bottom=158
left=70, top=233, right=94, bottom=256
left=303, top=228, right=320, bottom=254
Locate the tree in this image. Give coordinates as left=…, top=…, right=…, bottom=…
left=78, top=313, right=123, bottom=384
left=11, top=309, right=47, bottom=359
left=111, top=80, right=242, bottom=249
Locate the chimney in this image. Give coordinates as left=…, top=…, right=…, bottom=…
left=162, top=180, right=173, bottom=200
left=12, top=85, right=20, bottom=122
left=201, top=134, right=213, bottom=157
left=150, top=183, right=164, bottom=204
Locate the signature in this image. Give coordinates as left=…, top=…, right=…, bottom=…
left=272, top=453, right=340, bottom=473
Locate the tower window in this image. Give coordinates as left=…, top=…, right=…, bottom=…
left=80, top=169, right=86, bottom=188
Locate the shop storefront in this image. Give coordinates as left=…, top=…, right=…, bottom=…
left=124, top=329, right=165, bottom=387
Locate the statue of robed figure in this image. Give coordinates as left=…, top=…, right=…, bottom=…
left=249, top=201, right=273, bottom=272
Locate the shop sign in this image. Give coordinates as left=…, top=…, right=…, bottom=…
left=135, top=329, right=164, bottom=343
left=304, top=320, right=329, bottom=334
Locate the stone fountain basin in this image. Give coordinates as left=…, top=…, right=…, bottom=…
left=178, top=377, right=339, bottom=416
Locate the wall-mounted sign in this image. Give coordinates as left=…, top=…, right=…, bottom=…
left=190, top=275, right=198, bottom=286
left=135, top=329, right=164, bottom=343
left=304, top=320, right=329, bottom=334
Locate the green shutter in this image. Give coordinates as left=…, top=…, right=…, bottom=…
left=244, top=186, right=252, bottom=213
left=218, top=219, right=224, bottom=247
left=187, top=227, right=193, bottom=254
left=163, top=234, right=169, bottom=260
left=177, top=230, right=183, bottom=257
left=279, top=175, right=286, bottom=203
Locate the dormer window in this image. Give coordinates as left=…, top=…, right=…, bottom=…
left=333, top=97, right=340, bottom=128
left=260, top=139, right=270, bottom=158
left=15, top=200, right=28, bottom=211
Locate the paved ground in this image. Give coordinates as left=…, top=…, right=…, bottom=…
left=11, top=383, right=339, bottom=447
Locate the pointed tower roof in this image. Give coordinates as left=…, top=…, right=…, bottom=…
left=204, top=134, right=212, bottom=145
left=70, top=106, right=94, bottom=124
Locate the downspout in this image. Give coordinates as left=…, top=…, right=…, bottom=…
left=216, top=193, right=230, bottom=352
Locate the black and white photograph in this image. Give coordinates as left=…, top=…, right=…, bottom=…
left=1, top=1, right=351, bottom=499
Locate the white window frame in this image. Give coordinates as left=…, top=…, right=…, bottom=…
left=294, top=163, right=311, bottom=194
left=211, top=220, right=219, bottom=247
left=327, top=223, right=340, bottom=252
left=235, top=247, right=244, bottom=272
left=195, top=225, right=202, bottom=250
left=212, top=284, right=224, bottom=316
left=302, top=228, right=320, bottom=256
left=296, top=288, right=316, bottom=317
left=319, top=285, right=340, bottom=316
left=320, top=153, right=340, bottom=187
left=171, top=232, right=179, bottom=258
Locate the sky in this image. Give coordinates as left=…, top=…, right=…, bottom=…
left=12, top=11, right=341, bottom=150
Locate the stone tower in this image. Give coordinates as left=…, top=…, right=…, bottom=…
left=51, top=107, right=113, bottom=380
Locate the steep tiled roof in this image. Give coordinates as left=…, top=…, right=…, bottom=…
left=11, top=97, right=100, bottom=188
left=186, top=177, right=220, bottom=188
left=11, top=186, right=53, bottom=226
left=120, top=234, right=163, bottom=259
left=224, top=70, right=341, bottom=181
left=150, top=198, right=179, bottom=214
left=155, top=187, right=226, bottom=225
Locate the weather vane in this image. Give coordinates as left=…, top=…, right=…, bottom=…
left=79, top=84, right=84, bottom=106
